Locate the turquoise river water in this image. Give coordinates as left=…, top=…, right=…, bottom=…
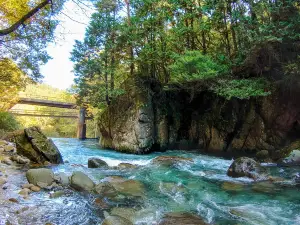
left=1, top=138, right=300, bottom=225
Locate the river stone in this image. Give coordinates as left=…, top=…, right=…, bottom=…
left=0, top=140, right=8, bottom=146
left=111, top=179, right=145, bottom=197
left=94, top=182, right=117, bottom=197
left=102, top=176, right=127, bottom=183
left=94, top=198, right=110, bottom=209
left=256, top=150, right=269, bottom=161
left=102, top=215, right=133, bottom=225
left=70, top=171, right=95, bottom=191
left=110, top=207, right=137, bottom=222
left=117, top=163, right=138, bottom=170
left=158, top=212, right=208, bottom=225
left=221, top=181, right=245, bottom=192
left=151, top=156, right=193, bottom=166
left=227, top=157, right=267, bottom=180
left=19, top=188, right=31, bottom=196
left=0, top=177, right=7, bottom=186
left=55, top=172, right=69, bottom=186
left=252, top=181, right=279, bottom=193
left=25, top=127, right=63, bottom=164
left=30, top=185, right=41, bottom=192
left=50, top=190, right=65, bottom=198
left=277, top=150, right=300, bottom=167
left=88, top=157, right=108, bottom=168
left=22, top=183, right=34, bottom=189
left=26, top=168, right=54, bottom=186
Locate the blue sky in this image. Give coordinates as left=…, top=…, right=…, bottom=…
left=40, top=1, right=93, bottom=90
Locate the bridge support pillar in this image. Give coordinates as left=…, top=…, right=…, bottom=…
left=77, top=107, right=86, bottom=140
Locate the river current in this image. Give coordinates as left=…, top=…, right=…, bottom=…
left=1, top=138, right=300, bottom=225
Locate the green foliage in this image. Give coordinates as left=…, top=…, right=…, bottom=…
left=0, top=0, right=65, bottom=81
left=0, top=111, right=20, bottom=137
left=169, top=51, right=228, bottom=83
left=215, top=78, right=271, bottom=100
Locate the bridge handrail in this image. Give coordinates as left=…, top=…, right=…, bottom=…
left=9, top=109, right=78, bottom=117
left=19, top=94, right=76, bottom=104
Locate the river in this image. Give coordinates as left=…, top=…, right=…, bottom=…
left=1, top=138, right=300, bottom=225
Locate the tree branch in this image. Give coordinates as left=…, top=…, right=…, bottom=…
left=0, top=0, right=51, bottom=37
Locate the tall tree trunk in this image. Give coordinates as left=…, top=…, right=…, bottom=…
left=124, top=0, right=134, bottom=77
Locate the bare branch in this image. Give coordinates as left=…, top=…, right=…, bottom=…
left=0, top=0, right=51, bottom=36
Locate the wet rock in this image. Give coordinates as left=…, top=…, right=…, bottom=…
left=221, top=181, right=245, bottom=192
left=102, top=214, right=133, bottom=225
left=117, top=163, right=138, bottom=170
left=278, top=150, right=300, bottom=167
left=159, top=182, right=187, bottom=195
left=94, top=182, right=117, bottom=197
left=110, top=207, right=137, bottom=222
left=70, top=171, right=95, bottom=191
left=227, top=157, right=267, bottom=180
left=19, top=188, right=31, bottom=196
left=102, top=176, right=127, bottom=183
left=30, top=185, right=41, bottom=192
left=50, top=190, right=65, bottom=198
left=26, top=168, right=54, bottom=186
left=94, top=198, right=110, bottom=209
left=158, top=212, right=208, bottom=225
left=151, top=156, right=193, bottom=166
left=55, top=172, right=69, bottom=186
left=37, top=182, right=49, bottom=188
left=252, top=181, right=280, bottom=193
left=88, top=157, right=108, bottom=168
left=111, top=179, right=145, bottom=197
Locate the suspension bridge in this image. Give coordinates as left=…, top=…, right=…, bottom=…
left=9, top=94, right=91, bottom=139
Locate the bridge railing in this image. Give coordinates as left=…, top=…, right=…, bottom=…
left=19, top=94, right=76, bottom=104
left=9, top=109, right=78, bottom=118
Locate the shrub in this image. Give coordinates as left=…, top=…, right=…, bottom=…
left=0, top=111, right=20, bottom=136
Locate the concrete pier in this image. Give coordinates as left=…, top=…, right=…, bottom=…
left=77, top=107, right=86, bottom=139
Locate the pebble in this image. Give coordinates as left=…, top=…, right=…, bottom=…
left=9, top=198, right=19, bottom=203
left=16, top=206, right=29, bottom=214
left=30, top=186, right=41, bottom=192
left=0, top=177, right=7, bottom=185
left=19, top=188, right=31, bottom=196
left=22, top=183, right=34, bottom=189
left=49, top=190, right=65, bottom=198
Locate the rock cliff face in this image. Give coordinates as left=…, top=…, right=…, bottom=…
left=98, top=80, right=300, bottom=160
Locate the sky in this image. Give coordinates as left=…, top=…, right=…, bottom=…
left=40, top=1, right=93, bottom=90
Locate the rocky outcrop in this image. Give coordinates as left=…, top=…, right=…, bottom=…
left=227, top=157, right=267, bottom=180
left=98, top=78, right=300, bottom=160
left=4, top=126, right=63, bottom=164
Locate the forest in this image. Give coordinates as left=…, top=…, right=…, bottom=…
left=71, top=0, right=300, bottom=110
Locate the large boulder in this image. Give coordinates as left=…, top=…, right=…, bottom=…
left=227, top=157, right=267, bottom=180
left=158, top=212, right=208, bottom=225
left=70, top=171, right=95, bottom=191
left=4, top=127, right=63, bottom=164
left=26, top=168, right=54, bottom=186
left=110, top=179, right=145, bottom=197
left=88, top=157, right=108, bottom=168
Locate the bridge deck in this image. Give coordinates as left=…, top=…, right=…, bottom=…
left=18, top=98, right=77, bottom=109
